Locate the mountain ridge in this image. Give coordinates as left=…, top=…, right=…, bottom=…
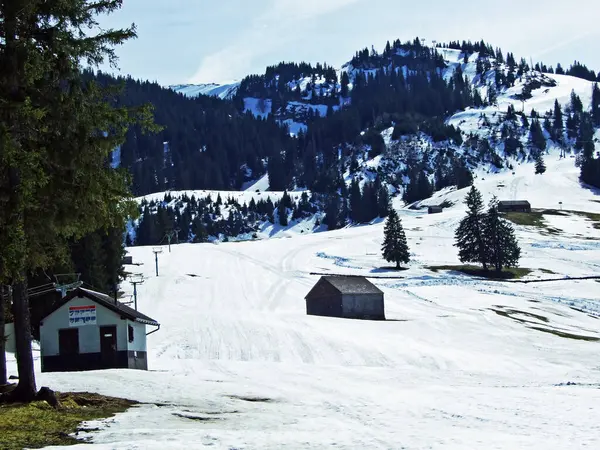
left=106, top=37, right=600, bottom=245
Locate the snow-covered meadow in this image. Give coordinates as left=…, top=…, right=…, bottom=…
left=5, top=154, right=600, bottom=449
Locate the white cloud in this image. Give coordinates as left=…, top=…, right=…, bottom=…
left=188, top=0, right=600, bottom=84
left=189, top=0, right=360, bottom=83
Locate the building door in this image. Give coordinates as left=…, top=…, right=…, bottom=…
left=99, top=325, right=118, bottom=368
left=58, top=328, right=79, bottom=371
left=59, top=329, right=79, bottom=355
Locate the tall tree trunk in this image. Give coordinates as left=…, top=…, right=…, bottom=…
left=0, top=285, right=7, bottom=386
left=2, top=1, right=37, bottom=403
left=11, top=277, right=37, bottom=401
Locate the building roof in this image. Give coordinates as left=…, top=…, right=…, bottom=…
left=319, top=276, right=383, bottom=295
left=41, top=287, right=159, bottom=326
left=498, top=200, right=531, bottom=206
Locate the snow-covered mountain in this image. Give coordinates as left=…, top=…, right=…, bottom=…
left=169, top=82, right=239, bottom=99
left=127, top=39, right=599, bottom=246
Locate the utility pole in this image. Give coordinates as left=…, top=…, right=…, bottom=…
left=165, top=228, right=180, bottom=253
left=152, top=247, right=163, bottom=276
left=129, top=274, right=144, bottom=311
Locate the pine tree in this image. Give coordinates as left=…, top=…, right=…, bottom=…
left=529, top=119, right=547, bottom=151
left=376, top=185, right=390, bottom=218
left=592, top=83, right=600, bottom=126
left=277, top=200, right=288, bottom=226
left=553, top=100, right=564, bottom=138
left=0, top=1, right=153, bottom=402
left=381, top=209, right=410, bottom=269
left=340, top=72, right=350, bottom=97
left=324, top=195, right=340, bottom=230
left=349, top=179, right=363, bottom=223
left=484, top=197, right=521, bottom=272
left=454, top=186, right=489, bottom=270
left=191, top=217, right=208, bottom=243
left=535, top=154, right=547, bottom=174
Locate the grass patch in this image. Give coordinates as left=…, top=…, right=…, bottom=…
left=539, top=268, right=558, bottom=275
left=0, top=392, right=136, bottom=450
left=502, top=211, right=546, bottom=227
left=502, top=211, right=562, bottom=235
left=570, top=211, right=600, bottom=230
left=428, top=265, right=532, bottom=280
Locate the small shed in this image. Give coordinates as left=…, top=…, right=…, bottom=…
left=305, top=276, right=385, bottom=320
left=39, top=287, right=159, bottom=373
left=498, top=200, right=531, bottom=213
left=428, top=205, right=443, bottom=214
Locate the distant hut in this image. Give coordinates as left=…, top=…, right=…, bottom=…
left=428, top=205, right=443, bottom=214
left=498, top=200, right=531, bottom=213
left=305, top=276, right=385, bottom=320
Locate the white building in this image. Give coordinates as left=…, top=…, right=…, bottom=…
left=39, top=288, right=159, bottom=373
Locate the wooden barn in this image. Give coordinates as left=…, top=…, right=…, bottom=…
left=428, top=205, right=443, bottom=214
left=305, top=276, right=385, bottom=320
left=498, top=200, right=531, bottom=213
left=39, top=287, right=159, bottom=373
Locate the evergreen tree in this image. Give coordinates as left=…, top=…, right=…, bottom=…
left=484, top=197, right=521, bottom=272
left=349, top=179, right=363, bottom=223
left=592, top=83, right=600, bottom=126
left=454, top=186, right=488, bottom=270
left=0, top=0, right=152, bottom=402
left=529, top=119, right=547, bottom=151
left=552, top=100, right=564, bottom=138
left=535, top=154, right=547, bottom=174
left=191, top=217, right=208, bottom=243
left=277, top=200, right=288, bottom=226
left=324, top=195, right=341, bottom=230
left=376, top=185, right=390, bottom=218
left=340, top=72, right=350, bottom=97
left=570, top=90, right=583, bottom=114
left=381, top=209, right=410, bottom=269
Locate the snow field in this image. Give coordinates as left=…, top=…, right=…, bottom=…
left=5, top=152, right=599, bottom=449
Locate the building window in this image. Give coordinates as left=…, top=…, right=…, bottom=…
left=128, top=325, right=134, bottom=343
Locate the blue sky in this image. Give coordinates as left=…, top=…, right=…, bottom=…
left=99, top=0, right=600, bottom=86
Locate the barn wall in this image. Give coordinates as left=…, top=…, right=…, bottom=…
left=342, top=294, right=385, bottom=320
left=306, top=295, right=343, bottom=318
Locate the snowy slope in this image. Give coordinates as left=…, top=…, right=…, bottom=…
left=169, top=82, right=239, bottom=99
left=5, top=157, right=599, bottom=449
left=448, top=71, right=596, bottom=136
left=419, top=150, right=600, bottom=213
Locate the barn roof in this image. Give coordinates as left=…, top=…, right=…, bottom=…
left=42, top=287, right=159, bottom=326
left=498, top=200, right=531, bottom=206
left=321, top=276, right=383, bottom=295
